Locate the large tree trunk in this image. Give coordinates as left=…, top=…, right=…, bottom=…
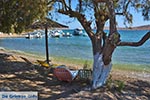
left=90, top=0, right=119, bottom=89
left=91, top=33, right=116, bottom=89
left=92, top=52, right=112, bottom=89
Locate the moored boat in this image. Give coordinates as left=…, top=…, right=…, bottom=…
left=73, top=28, right=83, bottom=36
left=62, top=32, right=72, bottom=37
left=50, top=30, right=62, bottom=38
left=25, top=31, right=43, bottom=39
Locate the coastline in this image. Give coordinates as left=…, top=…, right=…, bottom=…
left=1, top=46, right=150, bottom=71
left=0, top=33, right=150, bottom=70
left=1, top=32, right=150, bottom=81
left=0, top=33, right=25, bottom=38
left=0, top=43, right=150, bottom=99
left=0, top=47, right=150, bottom=82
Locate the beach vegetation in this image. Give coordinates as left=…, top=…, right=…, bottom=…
left=52, top=0, right=150, bottom=89
left=106, top=75, right=125, bottom=92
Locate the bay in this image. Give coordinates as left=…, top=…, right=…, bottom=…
left=0, top=30, right=150, bottom=65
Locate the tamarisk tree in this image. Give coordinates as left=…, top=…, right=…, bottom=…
left=52, top=0, right=150, bottom=89
left=0, top=0, right=52, bottom=33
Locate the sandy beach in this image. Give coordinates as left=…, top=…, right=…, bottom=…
left=0, top=33, right=26, bottom=38
left=0, top=45, right=150, bottom=100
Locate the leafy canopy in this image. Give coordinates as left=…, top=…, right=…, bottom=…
left=0, top=0, right=52, bottom=34
left=52, top=0, right=150, bottom=29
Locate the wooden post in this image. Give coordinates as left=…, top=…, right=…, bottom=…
left=45, top=24, right=49, bottom=64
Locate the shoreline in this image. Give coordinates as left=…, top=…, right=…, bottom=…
left=0, top=33, right=25, bottom=38
left=0, top=47, right=150, bottom=82
left=1, top=46, right=150, bottom=71
left=0, top=27, right=149, bottom=37
left=0, top=32, right=150, bottom=82
left=0, top=46, right=150, bottom=99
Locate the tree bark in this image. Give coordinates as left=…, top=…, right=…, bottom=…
left=91, top=0, right=118, bottom=89
left=92, top=53, right=112, bottom=89
left=117, top=31, right=150, bottom=46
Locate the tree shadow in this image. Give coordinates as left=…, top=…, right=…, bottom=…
left=109, top=80, right=150, bottom=100
left=0, top=53, right=150, bottom=100
left=0, top=53, right=89, bottom=99
left=0, top=53, right=34, bottom=73
left=123, top=80, right=150, bottom=98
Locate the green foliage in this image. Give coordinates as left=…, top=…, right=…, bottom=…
left=83, top=60, right=91, bottom=69
left=106, top=75, right=125, bottom=92
left=0, top=0, right=51, bottom=34
left=135, top=4, right=141, bottom=8
left=115, top=80, right=125, bottom=92
left=53, top=0, right=150, bottom=32
left=110, top=32, right=120, bottom=46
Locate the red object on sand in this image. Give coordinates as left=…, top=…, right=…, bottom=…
left=53, top=68, right=73, bottom=82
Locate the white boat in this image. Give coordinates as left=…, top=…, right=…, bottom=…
left=35, top=32, right=43, bottom=38
left=50, top=30, right=64, bottom=38
left=25, top=33, right=33, bottom=39
left=62, top=32, right=72, bottom=37
left=25, top=31, right=43, bottom=39
left=73, top=28, right=83, bottom=36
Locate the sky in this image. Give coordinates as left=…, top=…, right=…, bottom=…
left=56, top=13, right=150, bottom=29
left=55, top=11, right=150, bottom=29
left=52, top=1, right=150, bottom=29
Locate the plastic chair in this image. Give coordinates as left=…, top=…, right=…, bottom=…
left=53, top=65, right=79, bottom=82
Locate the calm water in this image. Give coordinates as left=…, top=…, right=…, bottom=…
left=0, top=30, right=150, bottom=65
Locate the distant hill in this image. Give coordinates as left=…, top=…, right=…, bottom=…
left=104, top=25, right=150, bottom=30
left=118, top=25, right=150, bottom=30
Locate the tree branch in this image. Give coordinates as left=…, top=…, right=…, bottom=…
left=78, top=0, right=82, bottom=12
left=93, top=2, right=102, bottom=33
left=58, top=8, right=94, bottom=39
left=61, top=0, right=70, bottom=11
left=116, top=12, right=123, bottom=15
left=106, top=0, right=117, bottom=35
left=77, top=13, right=95, bottom=40
left=117, top=31, right=150, bottom=46
left=94, top=0, right=106, bottom=3
left=123, top=0, right=130, bottom=14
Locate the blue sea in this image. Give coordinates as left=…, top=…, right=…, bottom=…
left=0, top=29, right=150, bottom=65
